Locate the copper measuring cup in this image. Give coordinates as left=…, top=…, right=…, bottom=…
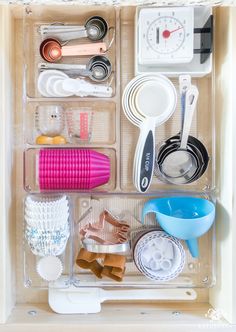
left=40, top=38, right=107, bottom=63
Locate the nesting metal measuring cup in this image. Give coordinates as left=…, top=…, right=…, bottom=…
left=87, top=55, right=112, bottom=82
left=156, top=135, right=209, bottom=184
left=39, top=55, right=112, bottom=82
left=156, top=82, right=209, bottom=185
left=39, top=16, right=108, bottom=42
left=85, top=16, right=108, bottom=41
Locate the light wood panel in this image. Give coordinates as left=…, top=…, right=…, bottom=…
left=0, top=4, right=16, bottom=323
left=5, top=302, right=229, bottom=332
left=209, top=6, right=234, bottom=323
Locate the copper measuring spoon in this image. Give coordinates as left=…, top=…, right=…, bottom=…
left=40, top=38, right=107, bottom=63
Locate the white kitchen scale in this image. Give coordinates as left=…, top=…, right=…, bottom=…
left=138, top=7, right=194, bottom=65
left=135, top=6, right=213, bottom=77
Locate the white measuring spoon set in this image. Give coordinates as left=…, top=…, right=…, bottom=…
left=122, top=74, right=177, bottom=193
left=38, top=70, right=112, bottom=98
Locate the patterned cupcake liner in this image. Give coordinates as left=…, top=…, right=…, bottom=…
left=25, top=223, right=70, bottom=257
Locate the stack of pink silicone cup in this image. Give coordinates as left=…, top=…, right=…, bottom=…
left=39, top=149, right=110, bottom=191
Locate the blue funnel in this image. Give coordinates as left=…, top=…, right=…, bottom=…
left=142, top=197, right=215, bottom=258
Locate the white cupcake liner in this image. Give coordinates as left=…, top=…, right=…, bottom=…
left=25, top=206, right=69, bottom=217
left=25, top=203, right=69, bottom=214
left=26, top=223, right=70, bottom=237
left=25, top=223, right=70, bottom=256
left=25, top=215, right=69, bottom=230
left=28, top=239, right=68, bottom=256
left=24, top=195, right=70, bottom=231
left=26, top=195, right=67, bottom=205
left=36, top=256, right=63, bottom=281
left=25, top=195, right=68, bottom=211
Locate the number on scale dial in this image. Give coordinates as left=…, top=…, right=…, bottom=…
left=138, top=7, right=194, bottom=65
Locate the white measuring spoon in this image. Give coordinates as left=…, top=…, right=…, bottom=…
left=62, top=78, right=112, bottom=98
left=53, top=80, right=74, bottom=97
left=37, top=70, right=68, bottom=97
left=46, top=76, right=68, bottom=97
left=122, top=74, right=177, bottom=193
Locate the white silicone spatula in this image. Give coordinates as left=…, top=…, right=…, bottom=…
left=49, top=279, right=197, bottom=314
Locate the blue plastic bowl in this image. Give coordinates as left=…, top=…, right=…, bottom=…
left=142, top=197, right=215, bottom=257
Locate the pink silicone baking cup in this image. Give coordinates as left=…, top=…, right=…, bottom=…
left=39, top=149, right=110, bottom=191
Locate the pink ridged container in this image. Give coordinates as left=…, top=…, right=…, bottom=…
left=39, top=149, right=110, bottom=191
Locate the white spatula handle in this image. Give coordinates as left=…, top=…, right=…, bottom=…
left=100, top=288, right=197, bottom=302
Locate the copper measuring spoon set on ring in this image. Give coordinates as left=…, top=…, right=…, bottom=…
left=40, top=38, right=108, bottom=62
left=39, top=16, right=113, bottom=63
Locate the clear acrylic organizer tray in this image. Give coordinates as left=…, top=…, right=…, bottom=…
left=24, top=5, right=117, bottom=98
left=22, top=5, right=216, bottom=290
left=25, top=101, right=116, bottom=146
left=23, top=194, right=74, bottom=289
left=23, top=193, right=216, bottom=289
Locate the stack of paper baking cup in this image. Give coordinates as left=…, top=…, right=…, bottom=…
left=38, top=149, right=110, bottom=190
left=25, top=195, right=70, bottom=256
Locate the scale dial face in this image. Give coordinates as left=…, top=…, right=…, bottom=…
left=138, top=7, right=194, bottom=65
left=147, top=16, right=185, bottom=54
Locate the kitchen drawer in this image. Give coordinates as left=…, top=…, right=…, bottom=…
left=0, top=2, right=235, bottom=331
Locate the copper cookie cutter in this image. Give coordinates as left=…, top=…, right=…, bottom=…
left=76, top=248, right=126, bottom=282
left=80, top=209, right=130, bottom=245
